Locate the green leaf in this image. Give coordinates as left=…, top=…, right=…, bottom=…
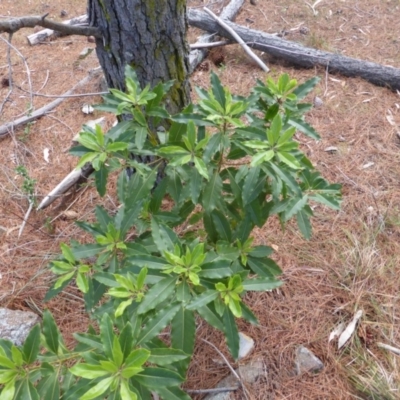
left=223, top=307, right=239, bottom=360
left=0, top=380, right=15, bottom=400
left=211, top=210, right=232, bottom=242
left=148, top=348, right=189, bottom=366
left=135, top=126, right=148, bottom=150
left=242, top=166, right=260, bottom=206
left=288, top=117, right=320, bottom=140
left=199, top=259, right=232, bottom=279
left=186, top=290, right=219, bottom=310
left=37, top=372, right=60, bottom=400
left=135, top=367, right=184, bottom=388
left=137, top=276, right=176, bottom=314
left=297, top=209, right=312, bottom=239
left=284, top=195, right=308, bottom=220
left=94, top=166, right=109, bottom=197
left=194, top=157, right=209, bottom=180
left=242, top=278, right=283, bottom=291
left=168, top=121, right=186, bottom=143
left=293, top=76, right=320, bottom=100
left=125, top=348, right=150, bottom=369
left=69, top=363, right=110, bottom=379
left=277, top=151, right=301, bottom=169
left=73, top=333, right=103, bottom=351
left=100, top=314, right=114, bottom=360
left=171, top=306, right=195, bottom=363
left=249, top=245, right=273, bottom=258
left=16, top=379, right=39, bottom=400
left=151, top=218, right=178, bottom=254
left=127, top=255, right=166, bottom=270
left=22, top=324, right=40, bottom=364
left=202, top=172, right=222, bottom=212
left=42, top=310, right=59, bottom=355
left=197, top=303, right=225, bottom=332
left=137, top=303, right=180, bottom=345
left=80, top=376, right=114, bottom=400
left=189, top=167, right=202, bottom=204
left=247, top=256, right=282, bottom=278
left=119, top=323, right=134, bottom=361
left=211, top=71, right=226, bottom=110
left=240, top=303, right=259, bottom=325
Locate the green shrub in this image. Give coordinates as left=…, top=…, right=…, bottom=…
left=0, top=67, right=341, bottom=400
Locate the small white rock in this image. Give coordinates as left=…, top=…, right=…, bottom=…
left=313, top=96, right=323, bottom=108
left=238, top=332, right=254, bottom=359
left=362, top=162, right=374, bottom=169
left=82, top=104, right=94, bottom=114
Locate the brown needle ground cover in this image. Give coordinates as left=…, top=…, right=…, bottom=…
left=1, top=0, right=400, bottom=399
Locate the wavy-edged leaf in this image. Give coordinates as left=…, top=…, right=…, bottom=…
left=292, top=76, right=320, bottom=100
left=148, top=348, right=189, bottom=367
left=137, top=303, right=180, bottom=345
left=288, top=117, right=320, bottom=140
left=135, top=367, right=184, bottom=388
left=186, top=290, right=219, bottom=310
left=202, top=172, right=222, bottom=212
left=211, top=210, right=232, bottom=242
left=127, top=255, right=166, bottom=270
left=284, top=195, right=308, bottom=221
left=137, top=276, right=176, bottom=314
left=247, top=256, right=282, bottom=278
left=242, top=166, right=260, bottom=206
left=197, top=303, right=224, bottom=331
left=199, top=259, right=232, bottom=279
left=171, top=306, right=195, bottom=369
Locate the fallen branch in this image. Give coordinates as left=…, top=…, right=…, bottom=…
left=0, top=67, right=102, bottom=139
left=189, top=0, right=244, bottom=72
left=0, top=14, right=99, bottom=38
left=26, top=14, right=92, bottom=45
left=203, top=7, right=269, bottom=72
left=187, top=8, right=400, bottom=91
left=190, top=40, right=229, bottom=49
left=37, top=167, right=90, bottom=211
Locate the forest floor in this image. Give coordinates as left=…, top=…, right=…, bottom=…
left=1, top=0, right=400, bottom=399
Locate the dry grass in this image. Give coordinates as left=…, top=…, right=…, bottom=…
left=1, top=0, right=400, bottom=399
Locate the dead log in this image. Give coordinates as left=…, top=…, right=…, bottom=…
left=187, top=9, right=400, bottom=91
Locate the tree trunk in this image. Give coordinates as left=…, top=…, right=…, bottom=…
left=88, top=0, right=190, bottom=114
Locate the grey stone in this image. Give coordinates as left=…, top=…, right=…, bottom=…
left=204, top=358, right=265, bottom=400
left=0, top=308, right=40, bottom=346
left=295, top=346, right=324, bottom=375
left=238, top=332, right=254, bottom=360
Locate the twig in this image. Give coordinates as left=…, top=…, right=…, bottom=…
left=0, top=33, right=13, bottom=115
left=187, top=386, right=238, bottom=394
left=190, top=40, right=230, bottom=49
left=0, top=34, right=33, bottom=111
left=17, top=85, right=108, bottom=98
left=203, top=7, right=269, bottom=72
left=0, top=67, right=102, bottom=138
left=201, top=339, right=250, bottom=400
left=377, top=342, right=400, bottom=356
left=18, top=200, right=34, bottom=238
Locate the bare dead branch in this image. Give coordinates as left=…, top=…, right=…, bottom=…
left=0, top=68, right=102, bottom=139
left=189, top=0, right=244, bottom=72
left=203, top=7, right=269, bottom=72
left=0, top=14, right=100, bottom=38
